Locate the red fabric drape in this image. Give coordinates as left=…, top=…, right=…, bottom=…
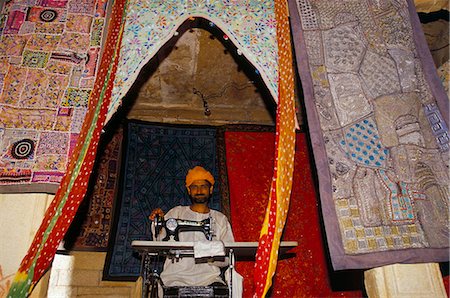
left=252, top=0, right=296, bottom=295
left=225, top=131, right=364, bottom=297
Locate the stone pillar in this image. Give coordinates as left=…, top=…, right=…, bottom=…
left=29, top=270, right=50, bottom=298
left=47, top=252, right=137, bottom=297
left=0, top=193, right=53, bottom=296
left=364, top=263, right=447, bottom=298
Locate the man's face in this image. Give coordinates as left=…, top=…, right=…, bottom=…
left=188, top=179, right=213, bottom=204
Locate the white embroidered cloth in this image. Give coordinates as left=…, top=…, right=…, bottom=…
left=193, top=240, right=225, bottom=259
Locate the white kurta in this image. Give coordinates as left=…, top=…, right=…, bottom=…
left=158, top=206, right=235, bottom=287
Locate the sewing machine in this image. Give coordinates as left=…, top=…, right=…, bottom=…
left=152, top=215, right=213, bottom=241
left=132, top=241, right=298, bottom=298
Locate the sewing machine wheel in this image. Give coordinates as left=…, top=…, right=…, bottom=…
left=165, top=218, right=178, bottom=232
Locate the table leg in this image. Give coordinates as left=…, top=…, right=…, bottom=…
left=229, top=248, right=234, bottom=298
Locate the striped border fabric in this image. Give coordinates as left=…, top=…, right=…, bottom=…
left=253, top=0, right=297, bottom=296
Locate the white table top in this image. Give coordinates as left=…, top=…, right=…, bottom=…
left=131, top=240, right=298, bottom=258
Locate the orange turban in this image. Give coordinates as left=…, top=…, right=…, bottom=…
left=185, top=166, right=215, bottom=187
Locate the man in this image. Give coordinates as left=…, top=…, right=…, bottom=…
left=150, top=166, right=234, bottom=292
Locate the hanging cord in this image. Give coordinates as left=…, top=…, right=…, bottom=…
left=193, top=81, right=254, bottom=116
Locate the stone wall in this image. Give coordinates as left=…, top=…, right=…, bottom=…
left=124, top=27, right=279, bottom=126
left=0, top=194, right=53, bottom=298
left=46, top=252, right=137, bottom=298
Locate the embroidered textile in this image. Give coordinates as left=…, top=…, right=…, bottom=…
left=105, top=121, right=221, bottom=278
left=108, top=0, right=279, bottom=122
left=288, top=0, right=449, bottom=269
left=67, top=125, right=123, bottom=251
left=0, top=0, right=107, bottom=192
left=7, top=0, right=127, bottom=295
left=437, top=60, right=449, bottom=97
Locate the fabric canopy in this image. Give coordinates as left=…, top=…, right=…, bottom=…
left=108, top=0, right=282, bottom=122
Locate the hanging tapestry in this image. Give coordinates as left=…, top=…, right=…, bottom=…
left=225, top=129, right=364, bottom=297
left=64, top=123, right=123, bottom=251
left=288, top=0, right=449, bottom=270
left=107, top=0, right=280, bottom=122
left=0, top=0, right=108, bottom=192
left=7, top=0, right=127, bottom=295
left=104, top=121, right=221, bottom=279
left=437, top=60, right=449, bottom=96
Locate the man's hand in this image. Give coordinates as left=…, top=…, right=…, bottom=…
left=149, top=208, right=164, bottom=220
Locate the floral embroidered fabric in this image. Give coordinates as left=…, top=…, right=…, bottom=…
left=109, top=0, right=280, bottom=121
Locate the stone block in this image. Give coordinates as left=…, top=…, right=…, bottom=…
left=47, top=285, right=77, bottom=298
left=52, top=254, right=75, bottom=270
left=77, top=286, right=131, bottom=296
left=49, top=268, right=59, bottom=287
left=71, top=294, right=127, bottom=298
left=364, top=263, right=447, bottom=298
left=98, top=280, right=136, bottom=288
left=57, top=269, right=100, bottom=287
left=71, top=252, right=106, bottom=270
left=248, top=109, right=275, bottom=124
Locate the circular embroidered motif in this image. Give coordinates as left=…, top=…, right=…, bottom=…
left=11, top=139, right=35, bottom=159
left=40, top=9, right=58, bottom=22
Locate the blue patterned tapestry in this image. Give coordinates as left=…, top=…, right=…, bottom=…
left=105, top=121, right=220, bottom=279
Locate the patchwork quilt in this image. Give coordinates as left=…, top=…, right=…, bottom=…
left=288, top=0, right=449, bottom=269
left=0, top=0, right=107, bottom=192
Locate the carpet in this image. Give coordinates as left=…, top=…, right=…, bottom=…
left=65, top=124, right=123, bottom=251
left=105, top=121, right=221, bottom=279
